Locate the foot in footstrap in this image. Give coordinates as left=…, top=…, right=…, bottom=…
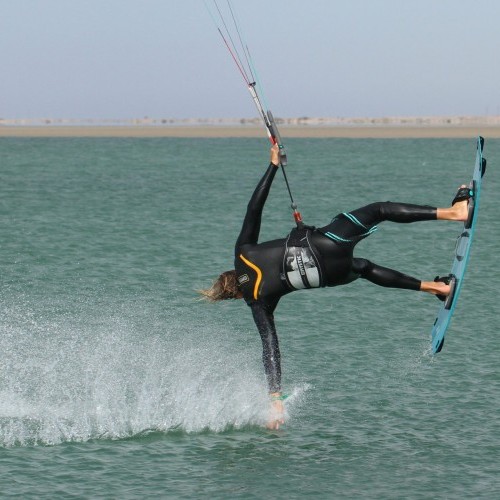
left=452, top=186, right=472, bottom=205
left=452, top=185, right=475, bottom=229
left=434, top=274, right=457, bottom=310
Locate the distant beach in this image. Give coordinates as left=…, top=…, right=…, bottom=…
left=2, top=116, right=500, bottom=138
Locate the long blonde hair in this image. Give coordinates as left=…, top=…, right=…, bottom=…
left=198, top=270, right=241, bottom=302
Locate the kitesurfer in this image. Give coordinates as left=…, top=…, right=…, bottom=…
left=200, top=144, right=471, bottom=429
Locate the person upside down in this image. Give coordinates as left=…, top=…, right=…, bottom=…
left=200, top=144, right=472, bottom=430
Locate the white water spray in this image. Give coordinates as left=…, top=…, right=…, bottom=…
left=0, top=295, right=312, bottom=447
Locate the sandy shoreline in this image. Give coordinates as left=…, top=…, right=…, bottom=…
left=1, top=125, right=500, bottom=139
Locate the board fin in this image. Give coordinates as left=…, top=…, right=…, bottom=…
left=481, top=158, right=487, bottom=177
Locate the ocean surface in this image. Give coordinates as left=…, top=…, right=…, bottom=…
left=1, top=137, right=498, bottom=498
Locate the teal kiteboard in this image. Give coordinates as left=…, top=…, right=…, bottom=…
left=431, top=136, right=487, bottom=353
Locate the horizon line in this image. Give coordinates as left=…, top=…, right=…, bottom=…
left=2, top=115, right=500, bottom=127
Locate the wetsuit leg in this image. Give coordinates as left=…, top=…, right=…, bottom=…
left=320, top=202, right=437, bottom=241
left=250, top=303, right=281, bottom=393
left=351, top=201, right=437, bottom=226
left=350, top=201, right=437, bottom=227
left=352, top=258, right=421, bottom=290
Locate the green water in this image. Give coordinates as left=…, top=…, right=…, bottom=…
left=1, top=137, right=499, bottom=498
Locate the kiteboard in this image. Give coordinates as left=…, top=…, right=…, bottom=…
left=430, top=136, right=487, bottom=353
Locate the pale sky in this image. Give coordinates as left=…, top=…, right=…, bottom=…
left=1, top=0, right=499, bottom=120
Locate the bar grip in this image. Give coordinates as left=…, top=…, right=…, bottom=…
left=267, top=110, right=287, bottom=166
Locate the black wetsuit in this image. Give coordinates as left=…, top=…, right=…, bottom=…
left=234, top=163, right=437, bottom=393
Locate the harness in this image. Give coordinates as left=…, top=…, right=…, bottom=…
left=282, top=226, right=325, bottom=290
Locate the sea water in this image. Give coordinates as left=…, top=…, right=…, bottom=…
left=0, top=137, right=499, bottom=498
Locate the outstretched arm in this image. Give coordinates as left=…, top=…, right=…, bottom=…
left=250, top=302, right=282, bottom=393
left=250, top=302, right=285, bottom=430
left=235, top=145, right=280, bottom=249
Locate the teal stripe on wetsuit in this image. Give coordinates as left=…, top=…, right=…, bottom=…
left=324, top=212, right=379, bottom=243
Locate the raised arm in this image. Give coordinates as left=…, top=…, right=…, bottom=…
left=235, top=145, right=280, bottom=250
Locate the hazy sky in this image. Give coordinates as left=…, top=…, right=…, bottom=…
left=2, top=0, right=499, bottom=119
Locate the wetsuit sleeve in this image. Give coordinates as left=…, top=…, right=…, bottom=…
left=250, top=302, right=281, bottom=393
left=235, top=163, right=278, bottom=250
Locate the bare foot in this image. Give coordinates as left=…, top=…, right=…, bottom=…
left=451, top=184, right=470, bottom=222
left=421, top=280, right=451, bottom=296
left=436, top=185, right=471, bottom=222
